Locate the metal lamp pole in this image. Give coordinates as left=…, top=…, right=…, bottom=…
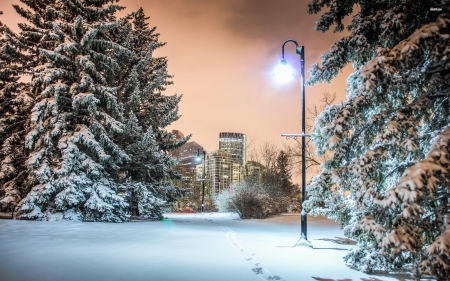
left=201, top=150, right=206, bottom=213
left=277, top=39, right=312, bottom=247
left=196, top=148, right=207, bottom=213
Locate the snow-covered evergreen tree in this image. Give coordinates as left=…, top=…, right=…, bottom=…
left=2, top=1, right=189, bottom=221
left=274, top=150, right=295, bottom=195
left=0, top=11, right=33, bottom=214
left=113, top=8, right=190, bottom=219
left=304, top=0, right=450, bottom=277
left=14, top=0, right=132, bottom=221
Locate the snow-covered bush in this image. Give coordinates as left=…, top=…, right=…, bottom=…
left=215, top=187, right=234, bottom=213
left=218, top=150, right=298, bottom=219
left=304, top=0, right=450, bottom=277
left=216, top=179, right=289, bottom=219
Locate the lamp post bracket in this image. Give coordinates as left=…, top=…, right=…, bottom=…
left=196, top=178, right=211, bottom=181
left=281, top=133, right=311, bottom=137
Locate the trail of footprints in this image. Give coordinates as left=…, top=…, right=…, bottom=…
left=203, top=218, right=285, bottom=281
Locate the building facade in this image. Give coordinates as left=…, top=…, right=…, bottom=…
left=243, top=160, right=265, bottom=180
left=170, top=129, right=185, bottom=159
left=219, top=132, right=246, bottom=166
left=232, top=162, right=242, bottom=183
left=171, top=131, right=247, bottom=199
left=205, top=150, right=242, bottom=194
left=176, top=141, right=204, bottom=168
left=171, top=131, right=204, bottom=192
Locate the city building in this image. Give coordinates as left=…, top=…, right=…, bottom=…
left=172, top=129, right=184, bottom=140
left=195, top=164, right=204, bottom=182
left=170, top=130, right=204, bottom=192
left=176, top=141, right=205, bottom=168
left=171, top=131, right=246, bottom=198
left=231, top=162, right=242, bottom=183
left=243, top=160, right=265, bottom=180
left=205, top=150, right=242, bottom=194
left=219, top=132, right=246, bottom=166
left=194, top=163, right=213, bottom=204
left=170, top=129, right=185, bottom=159
left=172, top=165, right=196, bottom=190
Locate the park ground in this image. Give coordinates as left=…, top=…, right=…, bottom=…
left=0, top=212, right=432, bottom=281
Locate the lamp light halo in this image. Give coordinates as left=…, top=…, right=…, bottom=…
left=272, top=59, right=295, bottom=84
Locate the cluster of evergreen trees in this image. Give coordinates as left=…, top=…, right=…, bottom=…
left=0, top=0, right=189, bottom=222
left=305, top=0, right=450, bottom=278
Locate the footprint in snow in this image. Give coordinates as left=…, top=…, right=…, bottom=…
left=223, top=226, right=285, bottom=281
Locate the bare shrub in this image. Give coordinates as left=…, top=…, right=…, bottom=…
left=216, top=179, right=290, bottom=219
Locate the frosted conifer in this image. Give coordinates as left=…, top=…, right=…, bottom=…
left=113, top=8, right=190, bottom=218
left=304, top=0, right=450, bottom=277
left=0, top=11, right=33, bottom=214
left=15, top=0, right=131, bottom=222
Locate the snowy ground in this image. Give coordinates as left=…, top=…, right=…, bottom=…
left=0, top=213, right=429, bottom=281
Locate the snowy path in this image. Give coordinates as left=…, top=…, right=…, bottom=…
left=0, top=213, right=422, bottom=281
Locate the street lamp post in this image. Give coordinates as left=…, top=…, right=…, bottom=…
left=272, top=39, right=312, bottom=248
left=196, top=148, right=207, bottom=213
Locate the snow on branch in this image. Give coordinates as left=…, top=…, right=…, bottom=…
left=375, top=125, right=450, bottom=212
left=360, top=14, right=450, bottom=93
left=421, top=214, right=450, bottom=279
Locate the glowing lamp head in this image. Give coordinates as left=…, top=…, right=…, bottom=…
left=272, top=59, right=295, bottom=84
left=195, top=155, right=201, bottom=163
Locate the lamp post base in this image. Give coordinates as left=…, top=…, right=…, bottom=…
left=295, top=236, right=313, bottom=248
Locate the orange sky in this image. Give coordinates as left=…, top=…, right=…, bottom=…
left=1, top=0, right=353, bottom=181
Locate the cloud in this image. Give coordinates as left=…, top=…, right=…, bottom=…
left=225, top=0, right=313, bottom=41
left=223, top=0, right=348, bottom=64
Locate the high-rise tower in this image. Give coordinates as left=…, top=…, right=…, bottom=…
left=219, top=132, right=246, bottom=166
left=170, top=130, right=204, bottom=191
left=205, top=150, right=241, bottom=193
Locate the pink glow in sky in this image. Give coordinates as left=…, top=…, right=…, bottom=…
left=1, top=0, right=354, bottom=181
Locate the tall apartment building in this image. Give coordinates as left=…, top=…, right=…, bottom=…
left=170, top=130, right=204, bottom=191
left=195, top=162, right=212, bottom=201
left=171, top=131, right=246, bottom=197
left=231, top=162, right=242, bottom=183
left=172, top=129, right=184, bottom=140
left=176, top=141, right=204, bottom=168
left=219, top=132, right=246, bottom=166
left=205, top=150, right=242, bottom=193
left=243, top=160, right=265, bottom=179
left=170, top=129, right=185, bottom=159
